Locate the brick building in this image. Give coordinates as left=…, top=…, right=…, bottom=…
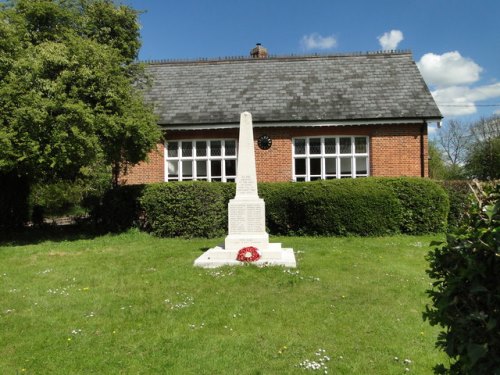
left=122, top=45, right=442, bottom=184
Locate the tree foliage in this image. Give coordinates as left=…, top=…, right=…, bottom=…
left=0, top=0, right=160, bottom=184
left=424, top=181, right=500, bottom=374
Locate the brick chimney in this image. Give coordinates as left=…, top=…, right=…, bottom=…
left=250, top=43, right=268, bottom=58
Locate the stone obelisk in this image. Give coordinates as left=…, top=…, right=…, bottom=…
left=194, top=112, right=296, bottom=268
left=224, top=112, right=269, bottom=251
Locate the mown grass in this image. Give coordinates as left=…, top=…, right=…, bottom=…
left=0, top=229, right=446, bottom=374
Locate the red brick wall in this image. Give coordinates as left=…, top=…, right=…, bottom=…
left=120, top=143, right=164, bottom=184
left=370, top=124, right=428, bottom=177
left=121, top=123, right=428, bottom=184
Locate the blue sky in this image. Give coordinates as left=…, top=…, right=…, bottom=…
left=124, top=0, right=500, bottom=125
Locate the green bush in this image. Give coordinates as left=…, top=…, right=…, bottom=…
left=94, top=177, right=449, bottom=238
left=261, top=179, right=402, bottom=236
left=375, top=178, right=449, bottom=234
left=141, top=182, right=226, bottom=238
left=89, top=184, right=145, bottom=233
left=29, top=181, right=87, bottom=218
left=136, top=178, right=448, bottom=237
left=440, top=180, right=472, bottom=229
left=424, top=182, right=500, bottom=374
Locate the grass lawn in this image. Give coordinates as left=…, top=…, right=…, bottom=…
left=0, top=229, right=446, bottom=374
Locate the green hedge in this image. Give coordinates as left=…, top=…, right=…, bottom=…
left=91, top=177, right=449, bottom=237
left=140, top=182, right=226, bottom=238
left=374, top=178, right=449, bottom=234
left=89, top=184, right=145, bottom=233
left=260, top=180, right=402, bottom=236
left=440, top=180, right=472, bottom=229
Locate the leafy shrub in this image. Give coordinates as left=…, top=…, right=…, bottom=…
left=424, top=182, right=500, bottom=374
left=262, top=179, right=402, bottom=236
left=375, top=178, right=449, bottom=234
left=141, top=182, right=226, bottom=238
left=440, top=180, right=472, bottom=229
left=94, top=177, right=449, bottom=238
left=29, top=181, right=87, bottom=218
left=90, top=184, right=145, bottom=233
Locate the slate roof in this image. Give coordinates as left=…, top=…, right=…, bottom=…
left=144, top=51, right=442, bottom=127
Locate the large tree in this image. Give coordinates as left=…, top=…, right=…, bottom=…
left=0, top=0, right=160, bottom=227
left=434, top=119, right=470, bottom=179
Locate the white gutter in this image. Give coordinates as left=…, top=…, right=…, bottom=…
left=160, top=118, right=442, bottom=131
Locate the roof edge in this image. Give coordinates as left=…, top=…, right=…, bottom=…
left=159, top=117, right=442, bottom=131
left=142, top=49, right=413, bottom=66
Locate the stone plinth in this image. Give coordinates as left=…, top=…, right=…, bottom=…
left=194, top=112, right=296, bottom=268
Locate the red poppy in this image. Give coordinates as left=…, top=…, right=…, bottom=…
left=236, top=246, right=261, bottom=262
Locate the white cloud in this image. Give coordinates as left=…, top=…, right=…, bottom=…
left=417, top=51, right=483, bottom=87
left=378, top=30, right=404, bottom=50
left=431, top=83, right=500, bottom=116
left=300, top=33, right=337, bottom=51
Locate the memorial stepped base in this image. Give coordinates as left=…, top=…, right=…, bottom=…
left=193, top=243, right=296, bottom=268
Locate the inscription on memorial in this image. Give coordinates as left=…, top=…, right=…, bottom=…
left=229, top=202, right=265, bottom=233
left=236, top=175, right=257, bottom=196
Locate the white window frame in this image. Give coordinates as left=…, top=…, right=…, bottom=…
left=164, top=139, right=238, bottom=182
left=292, top=136, right=369, bottom=181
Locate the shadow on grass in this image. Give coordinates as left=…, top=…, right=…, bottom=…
left=0, top=223, right=110, bottom=247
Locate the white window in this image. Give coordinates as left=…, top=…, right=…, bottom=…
left=293, top=136, right=369, bottom=181
left=165, top=139, right=237, bottom=182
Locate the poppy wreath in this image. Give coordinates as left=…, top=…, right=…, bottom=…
left=236, top=246, right=261, bottom=262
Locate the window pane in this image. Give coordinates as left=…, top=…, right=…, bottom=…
left=182, top=160, right=193, bottom=177
left=340, top=158, right=352, bottom=174
left=296, top=177, right=306, bottom=182
left=355, top=137, right=367, bottom=153
left=210, top=141, right=221, bottom=156
left=225, top=140, right=236, bottom=156
left=211, top=160, right=222, bottom=177
left=294, top=139, right=306, bottom=155
left=310, top=138, right=321, bottom=154
left=310, top=158, right=321, bottom=175
left=182, top=141, right=192, bottom=157
left=325, top=158, right=336, bottom=175
left=167, top=160, right=178, bottom=177
left=167, top=142, right=178, bottom=157
left=225, top=159, right=236, bottom=176
left=325, top=138, right=336, bottom=154
left=196, top=141, right=207, bottom=156
left=295, top=158, right=306, bottom=175
left=356, top=157, right=368, bottom=175
left=340, top=138, right=351, bottom=154
left=196, top=160, right=207, bottom=177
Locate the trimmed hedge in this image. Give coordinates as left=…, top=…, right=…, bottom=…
left=140, top=182, right=226, bottom=238
left=89, top=184, right=145, bottom=233
left=91, top=177, right=449, bottom=237
left=440, top=180, right=472, bottom=229
left=260, top=179, right=402, bottom=236
left=374, top=178, right=449, bottom=234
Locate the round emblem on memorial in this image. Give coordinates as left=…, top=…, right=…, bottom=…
left=257, top=135, right=272, bottom=150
